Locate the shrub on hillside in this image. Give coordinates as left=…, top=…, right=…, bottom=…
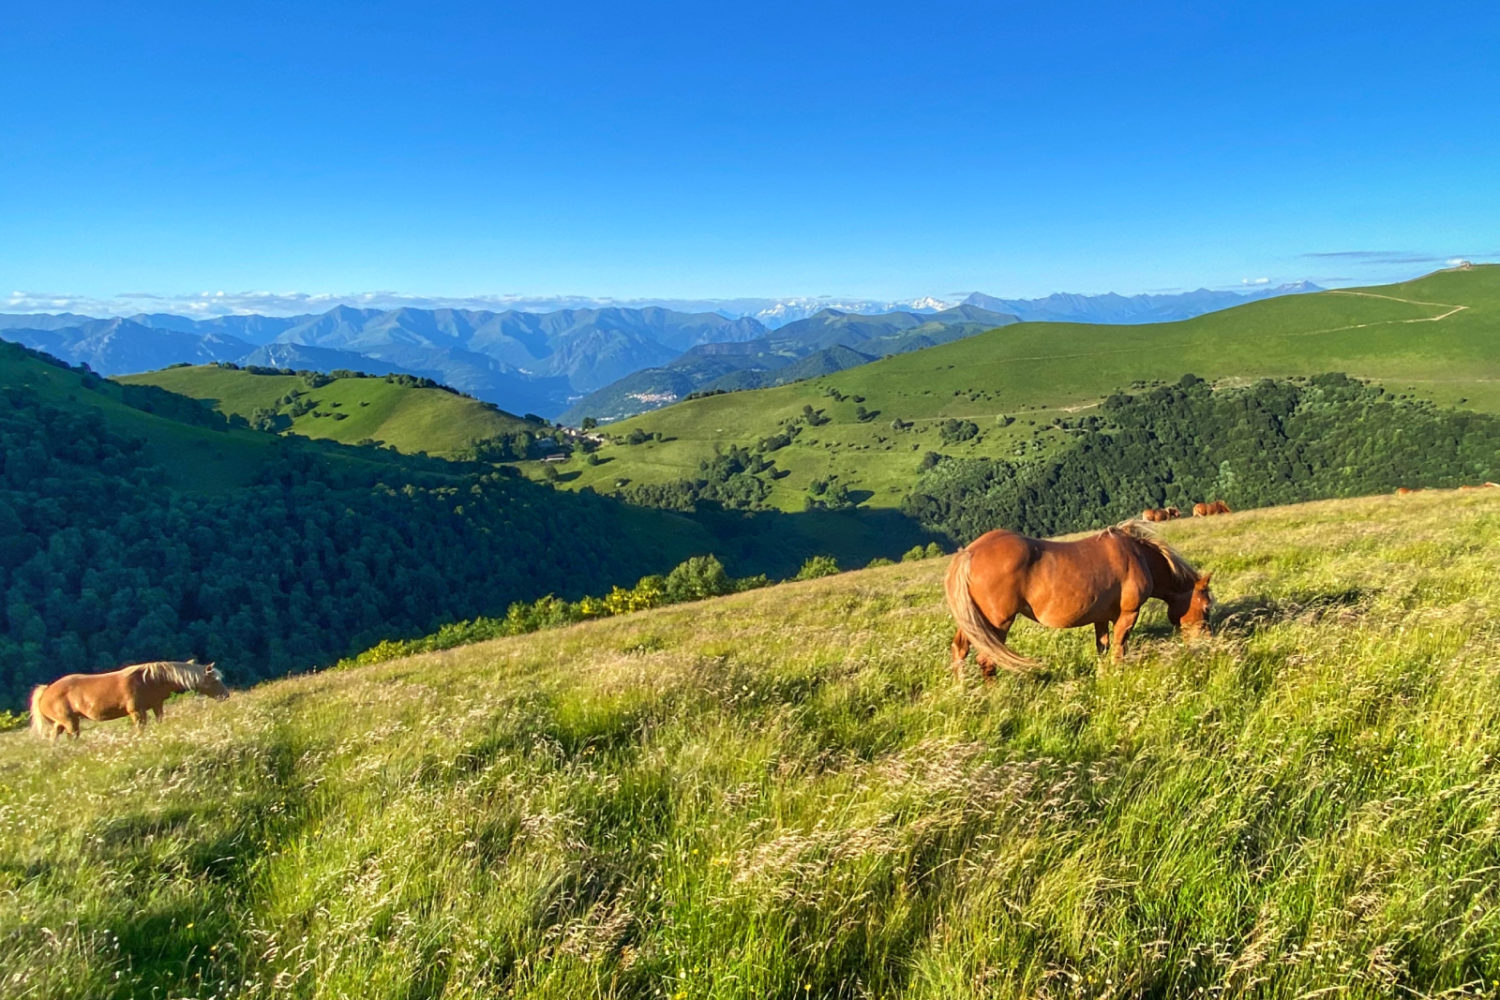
left=664, top=554, right=735, bottom=603
left=794, top=554, right=840, bottom=581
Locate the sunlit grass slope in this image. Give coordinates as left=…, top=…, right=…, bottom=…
left=120, top=366, right=535, bottom=457
left=4, top=489, right=1500, bottom=998
left=0, top=341, right=282, bottom=492
left=542, top=267, right=1500, bottom=509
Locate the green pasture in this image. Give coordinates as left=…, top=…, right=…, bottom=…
left=4, top=489, right=1499, bottom=998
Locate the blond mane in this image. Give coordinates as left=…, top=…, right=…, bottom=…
left=1107, top=520, right=1199, bottom=589
left=137, top=660, right=213, bottom=690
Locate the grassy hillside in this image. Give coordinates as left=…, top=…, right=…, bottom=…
left=0, top=341, right=288, bottom=492
left=0, top=341, right=723, bottom=705
left=120, top=365, right=538, bottom=457
left=539, top=267, right=1500, bottom=510
left=5, top=490, right=1500, bottom=998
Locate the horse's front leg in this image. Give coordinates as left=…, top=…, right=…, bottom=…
left=152, top=705, right=164, bottom=721
left=1094, top=622, right=1110, bottom=656
left=130, top=709, right=148, bottom=731
left=1111, top=608, right=1140, bottom=661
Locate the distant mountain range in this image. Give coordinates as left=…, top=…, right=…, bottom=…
left=558, top=305, right=1019, bottom=424
left=0, top=306, right=766, bottom=417
left=960, top=281, right=1321, bottom=324
left=0, top=282, right=1320, bottom=419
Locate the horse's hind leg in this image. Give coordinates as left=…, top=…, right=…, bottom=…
left=977, top=618, right=1015, bottom=682
left=1094, top=622, right=1110, bottom=656
left=1111, top=609, right=1140, bottom=661
left=950, top=629, right=971, bottom=679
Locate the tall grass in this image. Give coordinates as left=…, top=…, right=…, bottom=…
left=3, top=491, right=1499, bottom=998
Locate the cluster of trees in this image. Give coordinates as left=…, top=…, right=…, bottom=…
left=805, top=477, right=855, bottom=510
left=461, top=431, right=558, bottom=463
left=618, top=445, right=777, bottom=511
left=0, top=367, right=695, bottom=707
left=903, top=374, right=1500, bottom=542
left=938, top=418, right=980, bottom=444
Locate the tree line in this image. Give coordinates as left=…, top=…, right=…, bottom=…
left=902, top=373, right=1500, bottom=542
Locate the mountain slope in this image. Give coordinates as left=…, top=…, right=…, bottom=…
left=119, top=365, right=539, bottom=457
left=4, top=490, right=1498, bottom=998
left=560, top=305, right=1017, bottom=423
left=2, top=318, right=254, bottom=373
left=544, top=267, right=1500, bottom=508
left=0, top=342, right=717, bottom=705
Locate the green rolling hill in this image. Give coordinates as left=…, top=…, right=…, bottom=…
left=535, top=267, right=1500, bottom=510
left=6, top=490, right=1499, bottom=997
left=118, top=364, right=540, bottom=458
left=1, top=341, right=294, bottom=493
left=0, top=342, right=720, bottom=705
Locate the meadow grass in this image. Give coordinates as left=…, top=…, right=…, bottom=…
left=3, top=490, right=1500, bottom=998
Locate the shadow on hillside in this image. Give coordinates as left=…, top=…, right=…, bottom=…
left=1213, top=587, right=1373, bottom=637
left=686, top=504, right=949, bottom=579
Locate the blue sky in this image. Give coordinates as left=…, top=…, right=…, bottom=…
left=3, top=0, right=1498, bottom=311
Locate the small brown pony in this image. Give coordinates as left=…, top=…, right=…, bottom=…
left=1141, top=507, right=1182, bottom=522
left=945, top=521, right=1213, bottom=675
left=1192, top=500, right=1232, bottom=516
left=30, top=660, right=229, bottom=739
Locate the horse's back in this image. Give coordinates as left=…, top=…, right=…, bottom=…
left=42, top=668, right=139, bottom=720
left=965, top=529, right=1040, bottom=572
left=964, top=528, right=1143, bottom=627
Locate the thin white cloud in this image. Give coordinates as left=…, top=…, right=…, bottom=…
left=0, top=289, right=961, bottom=320
left=1241, top=277, right=1271, bottom=286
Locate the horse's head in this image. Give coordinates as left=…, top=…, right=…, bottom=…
left=192, top=661, right=231, bottom=701
left=1168, top=573, right=1214, bottom=637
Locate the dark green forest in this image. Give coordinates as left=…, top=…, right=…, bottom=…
left=903, top=373, right=1500, bottom=542
left=0, top=348, right=710, bottom=707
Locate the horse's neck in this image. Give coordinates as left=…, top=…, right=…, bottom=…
left=137, top=663, right=190, bottom=692
left=1134, top=541, right=1184, bottom=598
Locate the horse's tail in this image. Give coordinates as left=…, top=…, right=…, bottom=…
left=944, top=547, right=1038, bottom=672
left=29, top=686, right=51, bottom=740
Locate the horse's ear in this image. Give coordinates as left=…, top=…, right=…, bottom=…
left=1197, top=572, right=1214, bottom=588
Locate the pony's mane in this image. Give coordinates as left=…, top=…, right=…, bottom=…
left=1106, top=520, right=1199, bottom=589
left=137, top=660, right=212, bottom=690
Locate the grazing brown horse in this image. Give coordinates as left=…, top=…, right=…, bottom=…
left=945, top=521, right=1213, bottom=676
left=1192, top=500, right=1232, bottom=516
left=1142, top=507, right=1183, bottom=522
left=30, top=660, right=229, bottom=739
